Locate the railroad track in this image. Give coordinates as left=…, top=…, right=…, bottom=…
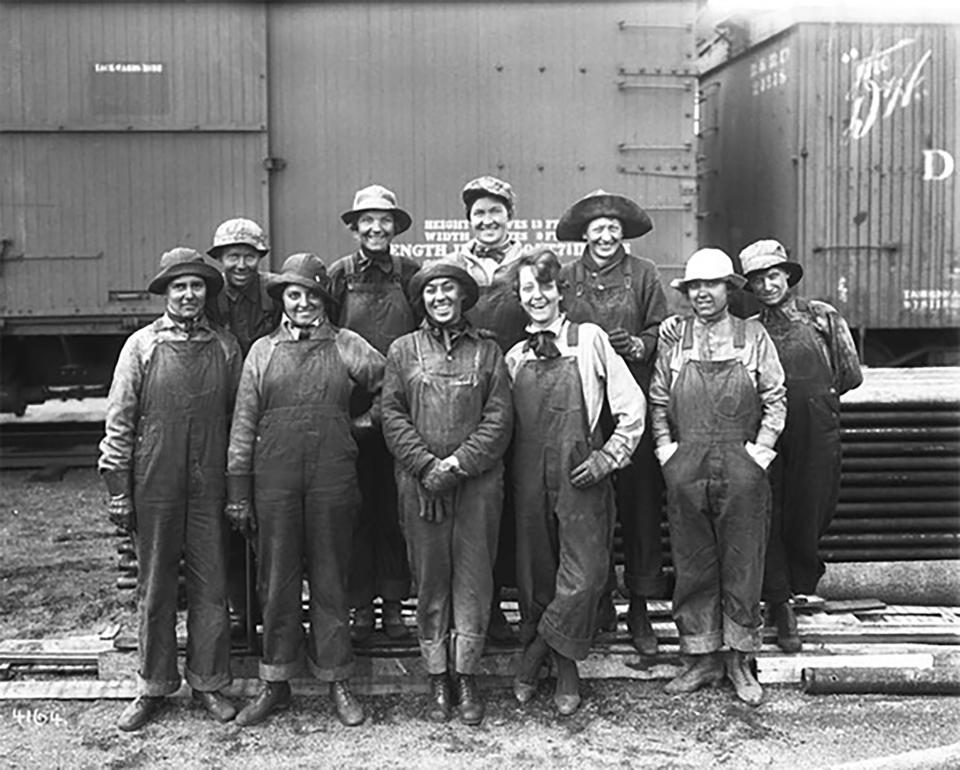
left=0, top=421, right=103, bottom=470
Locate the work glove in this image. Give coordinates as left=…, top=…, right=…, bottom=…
left=225, top=474, right=257, bottom=539
left=744, top=442, right=777, bottom=470
left=655, top=441, right=679, bottom=466
left=658, top=315, right=684, bottom=347
left=351, top=410, right=377, bottom=440
left=421, top=458, right=460, bottom=496
left=607, top=328, right=644, bottom=360
left=108, top=495, right=136, bottom=534
left=417, top=486, right=453, bottom=524
left=570, top=449, right=617, bottom=489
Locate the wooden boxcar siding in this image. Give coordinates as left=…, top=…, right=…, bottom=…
left=0, top=2, right=268, bottom=322
left=265, top=1, right=697, bottom=270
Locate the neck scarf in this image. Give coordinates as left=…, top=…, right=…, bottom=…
left=523, top=329, right=561, bottom=359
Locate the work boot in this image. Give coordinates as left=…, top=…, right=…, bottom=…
left=552, top=653, right=581, bottom=716
left=487, top=598, right=518, bottom=644
left=426, top=673, right=452, bottom=723
left=117, top=695, right=165, bottom=732
left=664, top=652, right=724, bottom=695
left=725, top=651, right=763, bottom=706
left=331, top=680, right=365, bottom=726
left=513, top=636, right=549, bottom=704
left=771, top=601, right=802, bottom=653
left=382, top=600, right=409, bottom=640
left=351, top=604, right=375, bottom=645
left=235, top=681, right=291, bottom=727
left=626, top=595, right=658, bottom=656
left=595, top=591, right=618, bottom=634
left=192, top=690, right=237, bottom=722
left=456, top=674, right=484, bottom=726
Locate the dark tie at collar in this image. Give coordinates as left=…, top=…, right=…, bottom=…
left=524, top=330, right=561, bottom=359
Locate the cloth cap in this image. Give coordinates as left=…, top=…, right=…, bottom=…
left=555, top=189, right=653, bottom=241
left=266, top=253, right=333, bottom=301
left=739, top=239, right=803, bottom=287
left=670, top=248, right=747, bottom=291
left=461, top=176, right=516, bottom=215
left=340, top=185, right=412, bottom=235
left=409, top=259, right=480, bottom=312
left=148, top=247, right=224, bottom=296
left=208, top=218, right=269, bottom=258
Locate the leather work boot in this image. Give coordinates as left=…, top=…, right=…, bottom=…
left=382, top=600, right=409, bottom=640
left=117, top=695, right=165, bottom=732
left=663, top=652, right=724, bottom=695
left=456, top=674, right=485, bottom=726
left=595, top=591, right=618, bottom=634
left=331, top=680, right=365, bottom=726
left=193, top=690, right=237, bottom=722
left=725, top=651, right=763, bottom=706
left=552, top=654, right=581, bottom=716
left=513, top=636, right=549, bottom=704
left=235, top=681, right=292, bottom=727
left=487, top=599, right=518, bottom=645
left=351, top=604, right=375, bottom=645
left=426, top=673, right=452, bottom=723
left=771, top=601, right=802, bottom=653
left=626, top=595, right=658, bottom=656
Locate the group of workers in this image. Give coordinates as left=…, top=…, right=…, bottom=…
left=98, top=177, right=862, bottom=732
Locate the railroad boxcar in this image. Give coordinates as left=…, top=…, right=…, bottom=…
left=698, top=21, right=960, bottom=365
left=0, top=0, right=697, bottom=414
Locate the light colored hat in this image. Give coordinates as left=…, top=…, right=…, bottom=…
left=670, top=248, right=746, bottom=291
left=461, top=176, right=516, bottom=215
left=208, top=218, right=269, bottom=257
left=555, top=189, right=653, bottom=241
left=340, top=185, right=412, bottom=235
left=739, top=239, right=803, bottom=287
left=148, top=247, right=224, bottom=296
left=409, top=259, right=480, bottom=312
left=266, top=253, right=333, bottom=301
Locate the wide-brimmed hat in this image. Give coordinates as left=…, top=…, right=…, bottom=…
left=555, top=189, right=653, bottom=241
left=266, top=253, right=333, bottom=301
left=340, top=185, right=412, bottom=235
left=207, top=217, right=269, bottom=258
left=461, top=176, right=516, bottom=216
left=670, top=248, right=746, bottom=291
left=409, top=259, right=480, bottom=312
left=739, top=239, right=803, bottom=288
left=148, top=247, right=224, bottom=296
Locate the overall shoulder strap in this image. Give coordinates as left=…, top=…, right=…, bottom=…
left=566, top=322, right=580, bottom=347
left=681, top=317, right=694, bottom=350
left=733, top=317, right=746, bottom=349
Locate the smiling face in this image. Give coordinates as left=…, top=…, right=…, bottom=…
left=165, top=275, right=207, bottom=320
left=583, top=217, right=623, bottom=263
left=422, top=277, right=463, bottom=326
left=217, top=244, right=263, bottom=290
left=686, top=279, right=729, bottom=322
left=518, top=265, right=561, bottom=328
left=354, top=211, right=396, bottom=254
left=282, top=284, right=325, bottom=327
left=748, top=266, right=791, bottom=307
left=468, top=195, right=511, bottom=248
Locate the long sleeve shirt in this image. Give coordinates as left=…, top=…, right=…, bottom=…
left=208, top=273, right=280, bottom=356
left=381, top=322, right=514, bottom=479
left=328, top=250, right=422, bottom=315
left=649, top=313, right=787, bottom=450
left=759, top=296, right=863, bottom=396
left=504, top=315, right=646, bottom=468
left=98, top=314, right=243, bottom=473
left=456, top=238, right=526, bottom=286
left=226, top=319, right=386, bottom=476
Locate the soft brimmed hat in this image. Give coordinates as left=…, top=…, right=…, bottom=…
left=207, top=218, right=269, bottom=258
left=340, top=185, right=412, bottom=235
left=461, top=176, right=516, bottom=216
left=555, top=189, right=653, bottom=241
left=266, top=253, right=333, bottom=301
left=670, top=248, right=746, bottom=291
left=739, top=239, right=803, bottom=288
left=148, top=247, right=224, bottom=296
left=409, top=259, right=480, bottom=312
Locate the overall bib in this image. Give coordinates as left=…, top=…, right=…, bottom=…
left=663, top=319, right=770, bottom=654
left=565, top=260, right=665, bottom=597
left=762, top=300, right=841, bottom=600
left=397, top=332, right=503, bottom=675
left=512, top=324, right=615, bottom=661
left=253, top=337, right=359, bottom=682
left=133, top=338, right=231, bottom=695
left=339, top=255, right=414, bottom=606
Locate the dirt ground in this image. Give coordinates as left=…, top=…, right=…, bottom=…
left=2, top=468, right=959, bottom=769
